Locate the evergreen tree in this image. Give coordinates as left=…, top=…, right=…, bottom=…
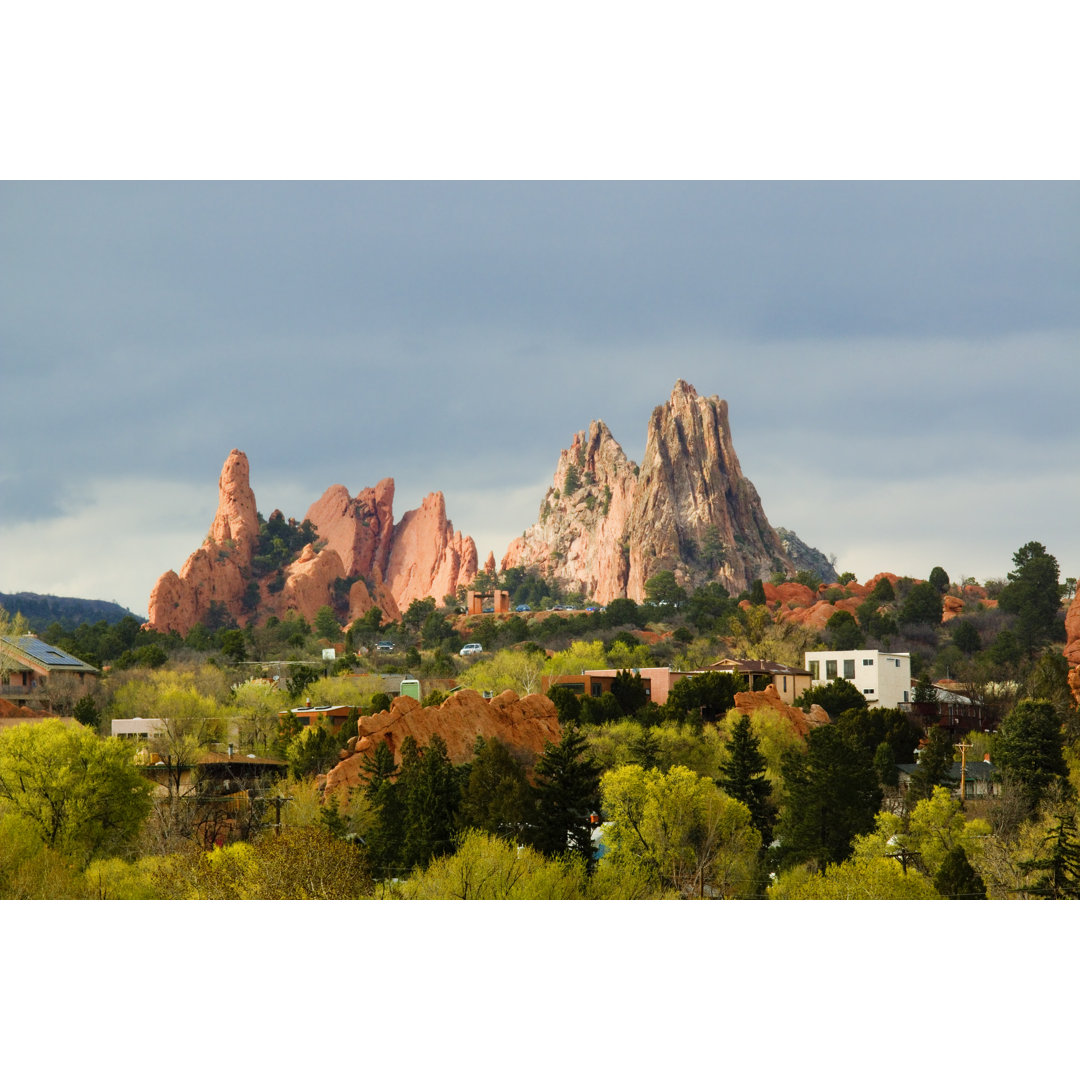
left=531, top=724, right=602, bottom=860
left=1018, top=811, right=1080, bottom=899
left=933, top=846, right=987, bottom=899
left=359, top=741, right=404, bottom=878
left=400, top=734, right=459, bottom=869
left=718, top=714, right=775, bottom=846
left=458, top=737, right=532, bottom=842
left=998, top=541, right=1063, bottom=653
left=777, top=724, right=882, bottom=869
left=906, top=727, right=955, bottom=806
left=995, top=699, right=1069, bottom=814
left=610, top=669, right=648, bottom=716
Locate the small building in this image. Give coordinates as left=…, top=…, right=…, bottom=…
left=804, top=649, right=912, bottom=708
left=897, top=758, right=998, bottom=800
left=0, top=634, right=99, bottom=707
left=466, top=589, right=510, bottom=616
left=543, top=667, right=693, bottom=706
left=708, top=658, right=812, bottom=705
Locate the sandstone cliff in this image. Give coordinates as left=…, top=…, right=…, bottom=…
left=147, top=450, right=478, bottom=635
left=1064, top=588, right=1080, bottom=705
left=322, top=688, right=561, bottom=805
left=503, top=381, right=801, bottom=603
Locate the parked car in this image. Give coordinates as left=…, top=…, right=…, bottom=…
left=516, top=604, right=531, bottom=612
left=375, top=641, right=395, bottom=652
left=460, top=642, right=483, bottom=656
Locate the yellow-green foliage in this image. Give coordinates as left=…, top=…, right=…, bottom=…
left=152, top=827, right=372, bottom=899
left=543, top=640, right=609, bottom=679
left=0, top=812, right=85, bottom=899
left=605, top=640, right=653, bottom=669
left=769, top=832, right=940, bottom=899
left=111, top=669, right=224, bottom=725
left=900, top=787, right=991, bottom=878
left=392, top=830, right=589, bottom=899
left=600, top=764, right=762, bottom=898
left=82, top=856, right=164, bottom=899
left=459, top=650, right=547, bottom=697
left=301, top=675, right=380, bottom=708
left=585, top=720, right=727, bottom=779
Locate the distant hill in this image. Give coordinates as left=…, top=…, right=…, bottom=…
left=0, top=592, right=144, bottom=633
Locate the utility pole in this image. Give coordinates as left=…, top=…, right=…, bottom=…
left=957, top=740, right=972, bottom=808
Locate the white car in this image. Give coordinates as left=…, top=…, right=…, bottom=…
left=459, top=642, right=483, bottom=656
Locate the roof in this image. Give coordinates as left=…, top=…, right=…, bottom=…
left=898, top=761, right=996, bottom=780
left=0, top=635, right=98, bottom=674
left=711, top=658, right=811, bottom=677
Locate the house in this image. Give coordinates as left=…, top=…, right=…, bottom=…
left=804, top=649, right=912, bottom=708
left=897, top=758, right=998, bottom=799
left=0, top=634, right=99, bottom=707
left=905, top=681, right=997, bottom=733
left=543, top=667, right=693, bottom=706
left=708, top=658, right=812, bottom=705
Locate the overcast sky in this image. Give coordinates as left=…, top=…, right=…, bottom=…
left=2, top=181, right=1077, bottom=615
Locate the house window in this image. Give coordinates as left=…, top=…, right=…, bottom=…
left=843, top=659, right=855, bottom=679
left=864, top=688, right=874, bottom=695
left=862, top=658, right=874, bottom=666
left=591, top=683, right=603, bottom=697
left=782, top=675, right=788, bottom=692
left=826, top=660, right=837, bottom=680
left=809, top=661, right=820, bottom=680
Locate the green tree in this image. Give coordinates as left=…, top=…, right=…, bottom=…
left=717, top=714, right=775, bottom=847
left=72, top=694, right=102, bottom=732
left=776, top=724, right=882, bottom=869
left=359, top=741, right=405, bottom=878
left=610, top=669, right=648, bottom=716
left=532, top=724, right=602, bottom=859
left=664, top=672, right=745, bottom=729
left=286, top=723, right=340, bottom=779
left=403, top=597, right=437, bottom=632
left=933, top=846, right=987, bottom=899
left=546, top=684, right=582, bottom=727
left=906, top=726, right=955, bottom=805
left=458, top=737, right=533, bottom=842
left=1017, top=810, right=1080, bottom=899
left=0, top=719, right=152, bottom=864
left=998, top=540, right=1063, bottom=652
left=795, top=678, right=867, bottom=716
left=400, top=734, right=460, bottom=869
left=599, top=764, right=761, bottom=898
left=749, top=579, right=767, bottom=606
left=951, top=619, right=981, bottom=656
left=995, top=698, right=1069, bottom=814
left=900, top=581, right=943, bottom=626
left=644, top=570, right=688, bottom=608
left=826, top=610, right=864, bottom=650
left=929, top=566, right=950, bottom=594
left=313, top=605, right=341, bottom=640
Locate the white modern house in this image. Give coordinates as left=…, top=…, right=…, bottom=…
left=803, top=649, right=912, bottom=708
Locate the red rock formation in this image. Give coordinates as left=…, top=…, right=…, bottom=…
left=1064, top=589, right=1080, bottom=705
left=504, top=382, right=795, bottom=603
left=322, top=688, right=561, bottom=804
left=147, top=449, right=257, bottom=634
left=942, top=595, right=964, bottom=622
left=732, top=684, right=829, bottom=739
left=385, top=492, right=479, bottom=610
left=147, top=451, right=477, bottom=635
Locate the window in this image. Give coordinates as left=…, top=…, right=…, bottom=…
left=809, top=661, right=820, bottom=680
left=783, top=675, right=788, bottom=692
left=862, top=658, right=874, bottom=666
left=843, top=659, right=855, bottom=679
left=863, top=688, right=874, bottom=695
left=826, top=660, right=837, bottom=680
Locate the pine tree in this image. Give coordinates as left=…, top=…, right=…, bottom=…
left=531, top=724, right=602, bottom=859
left=400, top=734, right=460, bottom=869
left=933, top=846, right=987, bottom=899
left=1018, top=811, right=1080, bottom=899
left=995, top=699, right=1069, bottom=814
left=718, top=714, right=775, bottom=847
left=906, top=726, right=955, bottom=806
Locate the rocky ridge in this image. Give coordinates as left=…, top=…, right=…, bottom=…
left=147, top=450, right=478, bottom=636
left=503, top=380, right=834, bottom=603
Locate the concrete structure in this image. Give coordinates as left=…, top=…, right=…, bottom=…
left=803, top=649, right=912, bottom=708
left=112, top=716, right=168, bottom=739
left=708, top=658, right=812, bottom=705
left=466, top=589, right=510, bottom=616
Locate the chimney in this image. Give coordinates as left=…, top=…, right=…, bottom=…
left=228, top=743, right=234, bottom=758
left=984, top=754, right=991, bottom=763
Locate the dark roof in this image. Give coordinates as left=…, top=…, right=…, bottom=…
left=711, top=658, right=811, bottom=677
left=898, top=761, right=996, bottom=780
left=1, top=635, right=98, bottom=674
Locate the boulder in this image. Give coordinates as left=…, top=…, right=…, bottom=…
left=322, top=688, right=561, bottom=805
left=732, top=683, right=827, bottom=739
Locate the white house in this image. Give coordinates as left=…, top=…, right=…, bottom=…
left=803, top=649, right=912, bottom=708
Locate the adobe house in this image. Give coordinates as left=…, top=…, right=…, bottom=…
left=0, top=634, right=99, bottom=707
left=543, top=667, right=693, bottom=706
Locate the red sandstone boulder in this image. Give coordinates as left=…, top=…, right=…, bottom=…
left=732, top=684, right=827, bottom=739
left=1064, top=588, right=1080, bottom=705
left=322, top=688, right=561, bottom=805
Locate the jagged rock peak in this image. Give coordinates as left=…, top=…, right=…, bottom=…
left=210, top=449, right=259, bottom=561
left=504, top=381, right=794, bottom=603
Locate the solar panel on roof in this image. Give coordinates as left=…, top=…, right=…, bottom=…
left=6, top=636, right=92, bottom=668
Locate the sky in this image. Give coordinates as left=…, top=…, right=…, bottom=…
left=1, top=180, right=1078, bottom=615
